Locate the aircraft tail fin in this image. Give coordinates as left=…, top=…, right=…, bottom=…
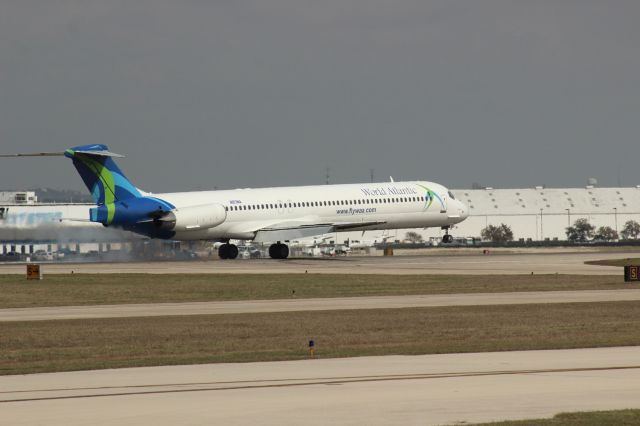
left=64, top=144, right=142, bottom=205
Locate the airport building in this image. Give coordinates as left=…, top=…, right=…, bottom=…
left=0, top=192, right=135, bottom=256
left=0, top=191, right=37, bottom=205
left=420, top=186, right=640, bottom=242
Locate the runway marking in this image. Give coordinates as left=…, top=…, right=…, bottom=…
left=3, top=365, right=640, bottom=404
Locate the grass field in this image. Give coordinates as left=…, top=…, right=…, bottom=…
left=2, top=301, right=640, bottom=375
left=0, top=273, right=634, bottom=308
left=472, top=409, right=640, bottom=425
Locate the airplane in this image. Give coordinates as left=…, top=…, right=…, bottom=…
left=2, top=144, right=469, bottom=259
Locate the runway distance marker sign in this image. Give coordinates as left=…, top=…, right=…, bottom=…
left=26, top=264, right=42, bottom=280
left=624, top=265, right=639, bottom=282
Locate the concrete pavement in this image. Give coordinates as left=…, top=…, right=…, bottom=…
left=3, top=346, right=640, bottom=425
left=3, top=289, right=640, bottom=321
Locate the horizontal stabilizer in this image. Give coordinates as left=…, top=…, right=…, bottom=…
left=71, top=149, right=125, bottom=158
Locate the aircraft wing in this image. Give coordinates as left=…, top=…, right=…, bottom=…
left=251, top=219, right=387, bottom=242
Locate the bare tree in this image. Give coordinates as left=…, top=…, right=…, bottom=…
left=404, top=231, right=423, bottom=244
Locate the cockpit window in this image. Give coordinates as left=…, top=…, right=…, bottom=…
left=448, top=191, right=456, bottom=200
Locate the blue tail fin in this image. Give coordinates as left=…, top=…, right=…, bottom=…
left=64, top=144, right=142, bottom=205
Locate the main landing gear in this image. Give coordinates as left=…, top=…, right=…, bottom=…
left=218, top=243, right=239, bottom=260
left=441, top=226, right=454, bottom=244
left=269, top=242, right=289, bottom=259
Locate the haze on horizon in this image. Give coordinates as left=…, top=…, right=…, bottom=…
left=1, top=1, right=639, bottom=194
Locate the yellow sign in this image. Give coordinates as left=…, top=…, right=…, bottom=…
left=26, top=264, right=42, bottom=280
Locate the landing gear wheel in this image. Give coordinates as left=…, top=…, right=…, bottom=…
left=442, top=234, right=454, bottom=244
left=219, top=243, right=239, bottom=260
left=227, top=244, right=239, bottom=260
left=269, top=243, right=290, bottom=259
left=218, top=244, right=230, bottom=259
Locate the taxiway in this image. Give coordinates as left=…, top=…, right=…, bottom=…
left=2, top=346, right=640, bottom=425
left=2, top=289, right=640, bottom=322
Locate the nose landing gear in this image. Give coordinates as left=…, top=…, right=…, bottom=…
left=441, top=226, right=454, bottom=244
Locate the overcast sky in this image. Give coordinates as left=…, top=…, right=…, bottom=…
left=1, top=1, right=639, bottom=193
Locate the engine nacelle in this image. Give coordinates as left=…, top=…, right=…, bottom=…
left=155, top=203, right=227, bottom=232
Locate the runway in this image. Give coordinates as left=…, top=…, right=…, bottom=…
left=0, top=250, right=635, bottom=275
left=2, top=346, right=640, bottom=425
left=3, top=289, right=640, bottom=322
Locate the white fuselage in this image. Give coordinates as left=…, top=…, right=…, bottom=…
left=152, top=180, right=469, bottom=241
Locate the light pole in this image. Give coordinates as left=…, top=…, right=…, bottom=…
left=614, top=207, right=618, bottom=235
left=565, top=208, right=571, bottom=227
left=540, top=208, right=544, bottom=240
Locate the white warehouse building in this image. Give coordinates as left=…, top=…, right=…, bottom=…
left=419, top=186, right=640, bottom=242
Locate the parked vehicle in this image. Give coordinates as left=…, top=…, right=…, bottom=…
left=33, top=250, right=54, bottom=261
left=2, top=252, right=22, bottom=262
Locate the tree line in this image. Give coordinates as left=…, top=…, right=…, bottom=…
left=479, top=219, right=640, bottom=243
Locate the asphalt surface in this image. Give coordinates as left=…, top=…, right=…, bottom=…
left=3, top=289, right=640, bottom=322
left=3, top=346, right=640, bottom=425
left=0, top=250, right=635, bottom=275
